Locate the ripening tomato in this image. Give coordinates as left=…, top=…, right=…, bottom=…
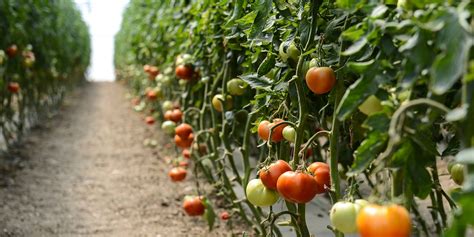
left=161, top=121, right=176, bottom=134
left=175, top=123, right=193, bottom=139
left=358, top=95, right=383, bottom=116
left=182, top=149, right=191, bottom=159
left=143, top=64, right=151, bottom=73
left=330, top=201, right=361, bottom=234
left=145, top=116, right=155, bottom=125
left=307, top=162, right=330, bottom=194
left=227, top=78, right=247, bottom=96
left=148, top=66, right=159, bottom=79
left=175, top=65, right=193, bottom=80
left=282, top=126, right=296, bottom=143
left=356, top=204, right=411, bottom=237
left=7, top=82, right=20, bottom=93
left=175, top=133, right=194, bottom=148
left=257, top=119, right=287, bottom=142
left=259, top=160, right=292, bottom=190
left=212, top=94, right=233, bottom=112
left=183, top=196, right=205, bottom=216
left=246, top=179, right=279, bottom=207
left=170, top=109, right=183, bottom=122
left=6, top=44, right=18, bottom=58
left=258, top=120, right=271, bottom=141
left=146, top=90, right=158, bottom=101
left=220, top=211, right=230, bottom=220
left=276, top=171, right=318, bottom=203
left=305, top=67, right=336, bottom=94
left=168, top=167, right=187, bottom=182
left=164, top=110, right=173, bottom=121
left=450, top=163, right=465, bottom=185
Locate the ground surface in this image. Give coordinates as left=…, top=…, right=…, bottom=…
left=0, top=82, right=235, bottom=237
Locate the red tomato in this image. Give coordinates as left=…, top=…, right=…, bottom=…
left=220, top=211, right=230, bottom=220
left=276, top=171, right=318, bottom=203
left=307, top=162, right=330, bottom=194
left=305, top=67, right=336, bottom=94
left=148, top=66, right=159, bottom=79
left=175, top=65, right=193, bottom=80
left=170, top=109, right=183, bottom=122
left=7, top=82, right=20, bottom=93
left=182, top=149, right=191, bottom=159
left=357, top=204, right=411, bottom=237
left=175, top=123, right=193, bottom=139
left=259, top=160, right=292, bottom=190
left=179, top=160, right=189, bottom=168
left=6, top=45, right=18, bottom=57
left=257, top=119, right=287, bottom=142
left=183, top=196, right=205, bottom=216
left=145, top=116, right=155, bottom=125
left=168, top=167, right=187, bottom=182
left=175, top=133, right=194, bottom=148
left=143, top=64, right=151, bottom=73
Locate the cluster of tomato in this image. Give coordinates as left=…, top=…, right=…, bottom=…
left=2, top=44, right=37, bottom=94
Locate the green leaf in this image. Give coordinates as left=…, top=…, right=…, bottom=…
left=249, top=0, right=272, bottom=39
left=348, top=132, right=388, bottom=176
left=347, top=59, right=375, bottom=73
left=337, top=73, right=381, bottom=120
left=239, top=73, right=272, bottom=90
left=202, top=198, right=216, bottom=231
left=257, top=53, right=276, bottom=76
left=430, top=11, right=471, bottom=95
left=342, top=37, right=368, bottom=56
left=408, top=161, right=432, bottom=199
left=362, top=112, right=390, bottom=132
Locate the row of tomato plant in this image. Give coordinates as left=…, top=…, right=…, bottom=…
left=0, top=0, right=90, bottom=151
left=115, top=0, right=473, bottom=236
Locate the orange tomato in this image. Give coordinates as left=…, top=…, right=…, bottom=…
left=356, top=204, right=411, bottom=237
left=307, top=162, right=330, bottom=194
left=305, top=67, right=336, bottom=94
left=168, top=167, right=187, bottom=182
left=175, top=123, right=193, bottom=139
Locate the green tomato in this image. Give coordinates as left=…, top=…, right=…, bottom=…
left=330, top=201, right=359, bottom=234
left=246, top=179, right=279, bottom=207
left=179, top=79, right=188, bottom=87
left=0, top=50, right=5, bottom=65
left=358, top=95, right=383, bottom=116
left=227, top=78, right=247, bottom=96
left=287, top=42, right=300, bottom=61
left=450, top=164, right=465, bottom=185
left=162, top=101, right=174, bottom=111
left=282, top=126, right=296, bottom=143
left=278, top=43, right=289, bottom=62
left=212, top=94, right=233, bottom=112
left=354, top=199, right=369, bottom=209
left=161, top=121, right=177, bottom=135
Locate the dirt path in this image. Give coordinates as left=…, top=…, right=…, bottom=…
left=0, top=82, right=233, bottom=237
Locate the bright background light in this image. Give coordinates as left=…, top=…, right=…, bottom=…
left=75, top=0, right=129, bottom=81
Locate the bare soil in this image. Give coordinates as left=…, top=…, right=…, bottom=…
left=0, top=82, right=237, bottom=237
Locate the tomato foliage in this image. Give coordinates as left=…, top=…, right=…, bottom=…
left=0, top=1, right=90, bottom=151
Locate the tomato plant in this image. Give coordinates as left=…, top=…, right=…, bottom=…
left=115, top=0, right=473, bottom=236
